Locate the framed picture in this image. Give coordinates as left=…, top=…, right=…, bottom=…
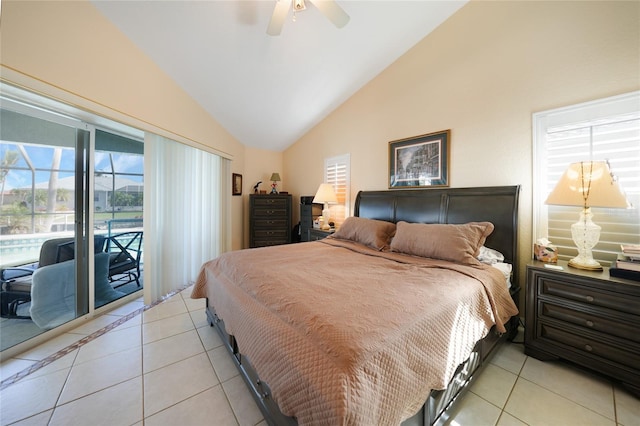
left=388, top=129, right=450, bottom=188
left=232, top=173, right=242, bottom=196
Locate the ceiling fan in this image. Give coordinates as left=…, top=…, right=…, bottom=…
left=267, top=0, right=350, bottom=36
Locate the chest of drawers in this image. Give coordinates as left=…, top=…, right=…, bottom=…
left=249, top=194, right=292, bottom=248
left=525, top=261, right=640, bottom=395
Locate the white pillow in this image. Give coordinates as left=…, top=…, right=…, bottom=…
left=490, top=262, right=512, bottom=289
left=477, top=245, right=504, bottom=264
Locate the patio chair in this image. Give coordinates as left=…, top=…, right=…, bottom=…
left=52, top=232, right=143, bottom=288
left=1, top=237, right=75, bottom=318
left=0, top=236, right=106, bottom=318
left=105, top=231, right=143, bottom=288
left=30, top=252, right=125, bottom=329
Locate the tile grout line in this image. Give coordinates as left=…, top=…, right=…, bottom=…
left=0, top=307, right=143, bottom=391
left=0, top=285, right=193, bottom=391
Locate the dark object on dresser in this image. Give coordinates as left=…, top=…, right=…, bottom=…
left=299, top=197, right=322, bottom=242
left=609, top=267, right=640, bottom=282
left=249, top=194, right=292, bottom=248
left=525, top=261, right=640, bottom=396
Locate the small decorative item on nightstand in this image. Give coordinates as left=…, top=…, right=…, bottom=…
left=533, top=238, right=558, bottom=263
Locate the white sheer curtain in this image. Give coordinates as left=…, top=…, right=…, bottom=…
left=143, top=133, right=231, bottom=304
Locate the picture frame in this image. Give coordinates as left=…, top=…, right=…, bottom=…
left=388, top=129, right=450, bottom=188
left=232, top=173, right=242, bottom=196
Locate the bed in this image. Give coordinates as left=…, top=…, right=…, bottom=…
left=192, top=185, right=521, bottom=425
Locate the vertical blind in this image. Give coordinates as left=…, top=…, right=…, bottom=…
left=324, top=154, right=350, bottom=226
left=535, top=92, right=640, bottom=266
left=144, top=133, right=230, bottom=304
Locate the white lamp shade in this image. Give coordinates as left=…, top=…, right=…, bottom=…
left=312, top=183, right=338, bottom=204
left=545, top=161, right=630, bottom=208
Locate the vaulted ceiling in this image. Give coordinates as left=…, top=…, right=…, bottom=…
left=92, top=1, right=467, bottom=151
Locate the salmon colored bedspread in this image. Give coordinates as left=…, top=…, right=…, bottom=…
left=192, top=239, right=518, bottom=425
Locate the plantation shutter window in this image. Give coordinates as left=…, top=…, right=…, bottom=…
left=533, top=92, right=640, bottom=266
left=324, top=154, right=350, bottom=226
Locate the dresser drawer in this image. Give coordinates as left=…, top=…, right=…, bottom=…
left=538, top=301, right=640, bottom=343
left=253, top=239, right=289, bottom=247
left=254, top=229, right=288, bottom=239
left=253, top=219, right=289, bottom=229
left=538, top=322, right=640, bottom=370
left=253, top=208, right=288, bottom=218
left=253, top=197, right=288, bottom=208
left=539, top=277, right=640, bottom=315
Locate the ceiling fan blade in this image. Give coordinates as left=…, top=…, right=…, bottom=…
left=309, top=0, right=350, bottom=28
left=267, top=0, right=292, bottom=36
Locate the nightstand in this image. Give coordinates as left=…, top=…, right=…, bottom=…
left=525, top=260, right=640, bottom=395
left=308, top=228, right=333, bottom=241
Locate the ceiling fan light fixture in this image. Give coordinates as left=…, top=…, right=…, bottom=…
left=267, top=0, right=349, bottom=36
left=293, top=0, right=306, bottom=12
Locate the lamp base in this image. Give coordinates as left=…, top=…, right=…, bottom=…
left=322, top=206, right=331, bottom=230
left=568, top=257, right=603, bottom=271
left=568, top=207, right=603, bottom=271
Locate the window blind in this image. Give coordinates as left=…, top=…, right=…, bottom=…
left=144, top=133, right=230, bottom=304
left=534, top=92, right=640, bottom=266
left=324, top=154, right=350, bottom=226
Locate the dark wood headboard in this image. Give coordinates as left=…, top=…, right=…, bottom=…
left=354, top=185, right=520, bottom=288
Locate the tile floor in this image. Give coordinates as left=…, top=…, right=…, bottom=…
left=0, top=286, right=638, bottom=426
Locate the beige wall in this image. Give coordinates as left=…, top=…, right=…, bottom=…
left=0, top=0, right=249, bottom=249
left=283, top=0, right=640, bottom=308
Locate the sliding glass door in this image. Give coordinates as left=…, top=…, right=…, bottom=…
left=0, top=105, right=90, bottom=350
left=1, top=84, right=146, bottom=354
left=94, top=130, right=144, bottom=306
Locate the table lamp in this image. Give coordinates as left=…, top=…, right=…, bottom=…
left=313, top=183, right=338, bottom=230
left=545, top=161, right=630, bottom=270
left=270, top=173, right=281, bottom=194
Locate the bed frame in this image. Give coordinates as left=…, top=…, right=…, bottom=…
left=206, top=185, right=521, bottom=425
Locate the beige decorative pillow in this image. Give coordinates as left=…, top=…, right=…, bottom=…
left=331, top=217, right=396, bottom=251
left=390, top=221, right=495, bottom=265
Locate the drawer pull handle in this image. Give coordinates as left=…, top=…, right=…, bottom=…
left=586, top=296, right=594, bottom=302
left=584, top=344, right=593, bottom=352
left=586, top=320, right=594, bottom=327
